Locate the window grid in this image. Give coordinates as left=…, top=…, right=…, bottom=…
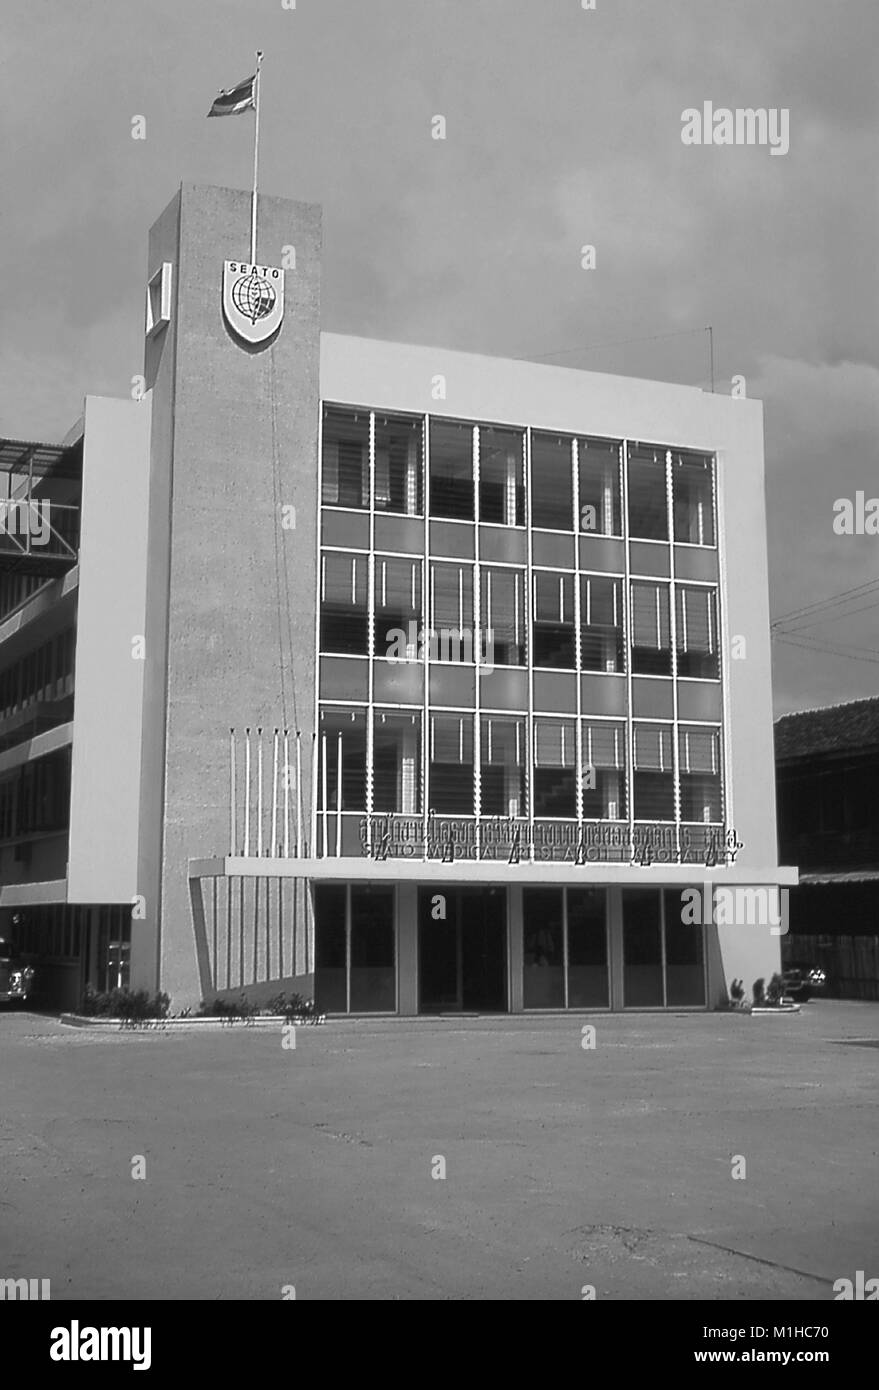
left=318, top=407, right=728, bottom=851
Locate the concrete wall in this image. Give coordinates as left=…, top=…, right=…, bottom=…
left=134, top=184, right=321, bottom=1009
left=68, top=396, right=151, bottom=903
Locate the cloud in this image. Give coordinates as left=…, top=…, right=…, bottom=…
left=1, top=0, right=875, bottom=711
left=754, top=355, right=879, bottom=711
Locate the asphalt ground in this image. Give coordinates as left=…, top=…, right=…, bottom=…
left=1, top=1001, right=877, bottom=1300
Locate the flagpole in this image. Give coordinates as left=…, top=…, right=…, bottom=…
left=250, top=50, right=264, bottom=265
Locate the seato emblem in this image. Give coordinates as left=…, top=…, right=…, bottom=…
left=222, top=260, right=285, bottom=345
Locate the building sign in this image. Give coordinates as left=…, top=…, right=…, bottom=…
left=222, top=261, right=284, bottom=345
left=359, top=816, right=743, bottom=866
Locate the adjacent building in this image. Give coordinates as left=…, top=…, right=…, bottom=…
left=0, top=182, right=796, bottom=1014
left=776, top=697, right=879, bottom=1000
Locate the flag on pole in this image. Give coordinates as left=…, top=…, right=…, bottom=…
left=207, top=71, right=257, bottom=117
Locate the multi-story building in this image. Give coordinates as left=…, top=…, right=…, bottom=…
left=0, top=404, right=149, bottom=1009
left=0, top=182, right=796, bottom=1013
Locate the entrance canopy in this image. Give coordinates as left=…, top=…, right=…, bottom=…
left=190, top=855, right=798, bottom=887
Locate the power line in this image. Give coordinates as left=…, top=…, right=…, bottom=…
left=772, top=630, right=879, bottom=666
left=779, top=595, right=879, bottom=635
left=770, top=577, right=879, bottom=629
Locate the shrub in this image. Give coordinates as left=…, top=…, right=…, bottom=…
left=265, top=992, right=319, bottom=1019
left=197, top=994, right=259, bottom=1019
left=729, top=978, right=745, bottom=1002
left=752, top=978, right=766, bottom=1005
left=766, top=972, right=785, bottom=1005
left=80, top=986, right=170, bottom=1020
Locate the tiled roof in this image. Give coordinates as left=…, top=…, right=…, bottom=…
left=775, top=696, right=879, bottom=761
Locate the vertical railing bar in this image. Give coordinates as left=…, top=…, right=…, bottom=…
left=244, top=728, right=251, bottom=857
left=257, top=727, right=264, bottom=858
left=296, top=731, right=302, bottom=859
left=230, top=728, right=236, bottom=855
left=271, top=728, right=279, bottom=857
left=321, top=733, right=328, bottom=859
left=336, top=732, right=343, bottom=857
left=283, top=729, right=291, bottom=858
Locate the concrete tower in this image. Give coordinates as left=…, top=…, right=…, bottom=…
left=132, top=184, right=321, bottom=1007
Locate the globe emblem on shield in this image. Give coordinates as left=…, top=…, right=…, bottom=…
left=231, top=271, right=276, bottom=325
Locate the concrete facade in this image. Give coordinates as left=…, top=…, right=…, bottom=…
left=133, top=184, right=322, bottom=1005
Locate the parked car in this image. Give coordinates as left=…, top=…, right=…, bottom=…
left=0, top=937, right=35, bottom=1005
left=782, top=962, right=826, bottom=1002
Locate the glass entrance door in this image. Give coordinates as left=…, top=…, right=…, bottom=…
left=418, top=906, right=459, bottom=1011
left=314, top=884, right=396, bottom=1013
left=418, top=887, right=507, bottom=1012
left=622, top=888, right=706, bottom=1007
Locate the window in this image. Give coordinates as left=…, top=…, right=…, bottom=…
left=676, top=586, right=719, bottom=679
left=533, top=718, right=576, bottom=817
left=322, top=406, right=369, bottom=509
left=533, top=571, right=575, bottom=669
left=315, top=885, right=396, bottom=1014
left=350, top=888, right=396, bottom=1012
left=622, top=890, right=706, bottom=1009
left=673, top=453, right=714, bottom=546
left=523, top=888, right=564, bottom=1007
left=374, top=412, right=423, bottom=515
left=430, top=419, right=474, bottom=520
left=633, top=723, right=674, bottom=820
left=581, top=720, right=626, bottom=820
left=567, top=889, right=609, bottom=1007
left=578, top=438, right=621, bottom=535
left=678, top=725, right=722, bottom=823
left=6, top=748, right=71, bottom=837
left=531, top=432, right=573, bottom=530
left=430, top=563, right=474, bottom=662
left=375, top=556, right=421, bottom=660
left=429, top=712, right=474, bottom=813
left=372, top=414, right=422, bottom=519
left=318, top=707, right=367, bottom=811
left=314, top=885, right=347, bottom=1012
left=631, top=581, right=671, bottom=676
left=580, top=575, right=624, bottom=672
left=480, top=715, right=526, bottom=816
left=523, top=888, right=608, bottom=1009
left=320, top=552, right=368, bottom=655
left=622, top=889, right=663, bottom=1006
left=627, top=446, right=668, bottom=540
left=373, top=710, right=421, bottom=813
left=663, top=889, right=705, bottom=1006
left=481, top=567, right=525, bottom=666
left=479, top=426, right=525, bottom=525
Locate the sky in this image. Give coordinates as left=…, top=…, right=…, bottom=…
left=2, top=0, right=877, bottom=716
